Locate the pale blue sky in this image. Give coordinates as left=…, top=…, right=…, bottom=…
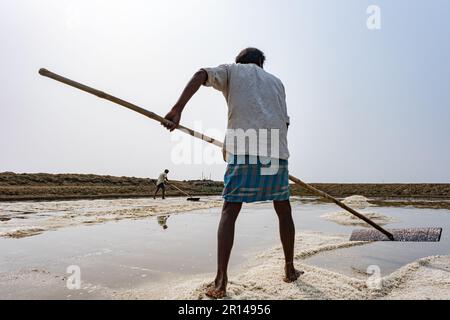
left=1, top=0, right=449, bottom=182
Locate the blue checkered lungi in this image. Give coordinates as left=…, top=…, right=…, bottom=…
left=222, top=155, right=290, bottom=203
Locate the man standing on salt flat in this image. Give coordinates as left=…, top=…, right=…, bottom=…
left=163, top=48, right=302, bottom=298
left=154, top=169, right=169, bottom=199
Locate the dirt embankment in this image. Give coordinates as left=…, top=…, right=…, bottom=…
left=291, top=183, right=450, bottom=199
left=0, top=172, right=223, bottom=201
left=1, top=172, right=449, bottom=202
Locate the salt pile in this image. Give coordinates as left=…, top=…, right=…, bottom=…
left=342, top=195, right=371, bottom=209
left=321, top=195, right=396, bottom=227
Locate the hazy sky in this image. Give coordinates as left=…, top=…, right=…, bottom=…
left=1, top=0, right=449, bottom=183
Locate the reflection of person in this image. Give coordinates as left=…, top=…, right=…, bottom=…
left=163, top=48, right=302, bottom=299
left=154, top=169, right=169, bottom=199
left=157, top=215, right=170, bottom=230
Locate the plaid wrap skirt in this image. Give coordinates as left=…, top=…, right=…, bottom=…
left=222, top=155, right=290, bottom=203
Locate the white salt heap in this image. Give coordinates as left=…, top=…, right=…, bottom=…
left=321, top=211, right=395, bottom=227
left=321, top=195, right=396, bottom=227
left=342, top=195, right=372, bottom=209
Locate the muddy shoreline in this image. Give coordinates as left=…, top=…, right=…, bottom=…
left=1, top=172, right=449, bottom=204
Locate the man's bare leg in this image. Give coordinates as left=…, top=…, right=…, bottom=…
left=274, top=200, right=304, bottom=282
left=153, top=186, right=160, bottom=199
left=206, top=201, right=242, bottom=299
left=162, top=186, right=166, bottom=199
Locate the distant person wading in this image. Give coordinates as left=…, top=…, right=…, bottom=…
left=163, top=48, right=303, bottom=299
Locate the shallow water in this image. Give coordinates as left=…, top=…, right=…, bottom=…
left=0, top=197, right=448, bottom=299
left=301, top=205, right=450, bottom=277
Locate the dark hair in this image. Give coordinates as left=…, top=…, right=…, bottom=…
left=165, top=169, right=169, bottom=173
left=235, top=47, right=266, bottom=68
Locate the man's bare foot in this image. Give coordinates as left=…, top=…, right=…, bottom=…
left=205, top=276, right=227, bottom=299
left=205, top=286, right=226, bottom=299
left=283, top=263, right=304, bottom=283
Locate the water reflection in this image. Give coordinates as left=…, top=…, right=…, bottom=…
left=157, top=215, right=170, bottom=230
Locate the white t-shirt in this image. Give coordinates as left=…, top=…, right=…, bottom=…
left=202, top=63, right=290, bottom=160
left=157, top=173, right=167, bottom=185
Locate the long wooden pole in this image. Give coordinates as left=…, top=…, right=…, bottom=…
left=168, top=183, right=193, bottom=198
left=38, top=68, right=394, bottom=240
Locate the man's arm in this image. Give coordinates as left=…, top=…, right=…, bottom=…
left=163, top=69, right=208, bottom=131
